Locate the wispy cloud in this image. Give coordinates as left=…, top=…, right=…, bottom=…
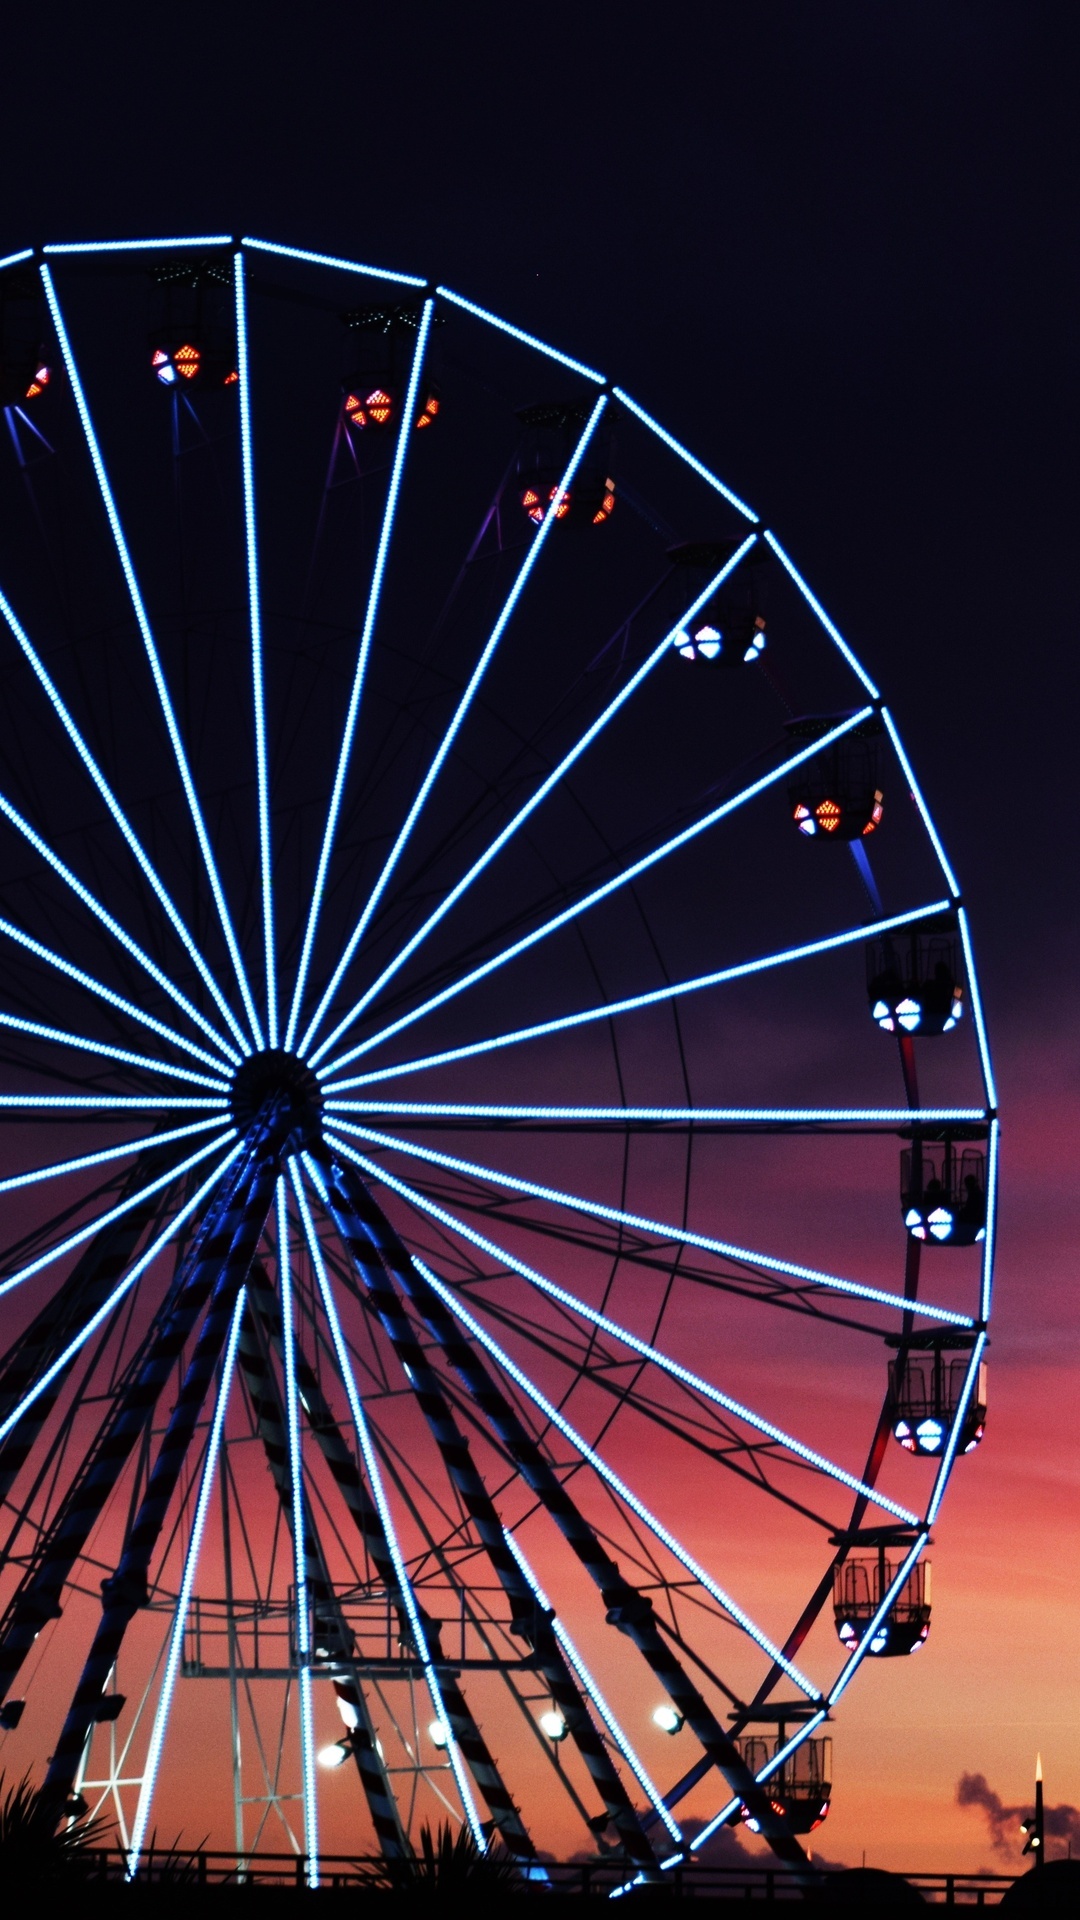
left=958, top=1772, right=1080, bottom=1856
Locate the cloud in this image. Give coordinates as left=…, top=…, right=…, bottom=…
left=957, top=1772, right=1080, bottom=1856
left=679, top=1816, right=846, bottom=1873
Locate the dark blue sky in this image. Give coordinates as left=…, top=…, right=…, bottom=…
left=3, top=2, right=1072, bottom=1006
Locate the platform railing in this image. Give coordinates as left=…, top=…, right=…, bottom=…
left=76, top=1848, right=1023, bottom=1901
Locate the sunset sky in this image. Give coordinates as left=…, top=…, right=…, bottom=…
left=0, top=1, right=1074, bottom=1878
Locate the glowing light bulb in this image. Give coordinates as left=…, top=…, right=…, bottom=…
left=539, top=1709, right=568, bottom=1742
left=652, top=1704, right=683, bottom=1734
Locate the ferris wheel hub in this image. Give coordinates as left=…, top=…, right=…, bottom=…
left=230, top=1047, right=323, bottom=1154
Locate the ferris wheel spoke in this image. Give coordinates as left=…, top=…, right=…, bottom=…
left=0, top=1135, right=231, bottom=1522
left=0, top=1127, right=237, bottom=1303
left=501, top=1525, right=682, bottom=1847
left=290, top=1165, right=492, bottom=1854
left=0, top=787, right=240, bottom=1066
left=274, top=1182, right=319, bottom=1878
left=235, top=257, right=277, bottom=1051
left=301, top=395, right=611, bottom=1063
left=235, top=1267, right=413, bottom=1863
left=322, top=537, right=758, bottom=1037
left=316, top=1155, right=814, bottom=1868
left=0, top=911, right=237, bottom=1075
left=0, top=1006, right=233, bottom=1090
left=2, top=1126, right=280, bottom=1845
left=0, top=1093, right=230, bottom=1111
left=247, top=1262, right=534, bottom=1862
left=316, top=706, right=875, bottom=1076
left=336, top=1154, right=920, bottom=1528
left=285, top=301, right=436, bottom=1054
left=126, top=1286, right=246, bottom=1875
left=762, top=531, right=880, bottom=700
left=304, top=1155, right=665, bottom=1873
left=325, top=1122, right=974, bottom=1329
left=406, top=1252, right=822, bottom=1699
left=0, top=1116, right=231, bottom=1201
left=0, top=1139, right=242, bottom=1471
left=0, top=588, right=251, bottom=1059
left=44, top=1177, right=273, bottom=1815
left=321, top=897, right=953, bottom=1092
left=40, top=266, right=262, bottom=1052
left=326, top=1100, right=987, bottom=1128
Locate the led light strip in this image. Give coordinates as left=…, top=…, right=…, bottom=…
left=327, top=1122, right=974, bottom=1327
left=612, top=387, right=758, bottom=522
left=763, top=532, right=880, bottom=699
left=0, top=909, right=234, bottom=1074
left=321, top=899, right=953, bottom=1093
left=342, top=1221, right=821, bottom=1698
left=235, top=254, right=276, bottom=1049
left=0, top=786, right=239, bottom=1064
left=0, top=1143, right=242, bottom=1445
left=827, top=1534, right=929, bottom=1708
left=324, top=539, right=760, bottom=1034
left=293, top=1161, right=487, bottom=1849
left=45, top=236, right=233, bottom=254
left=682, top=1709, right=830, bottom=1862
left=0, top=1116, right=228, bottom=1198
left=276, top=1182, right=319, bottom=1881
left=286, top=300, right=436, bottom=1051
left=501, top=1526, right=682, bottom=1843
left=242, top=236, right=426, bottom=288
left=0, top=580, right=251, bottom=1055
left=436, top=285, right=605, bottom=383
left=126, top=1285, right=246, bottom=1875
left=0, top=1095, right=229, bottom=1110
left=326, top=1100, right=987, bottom=1125
left=303, top=394, right=611, bottom=1061
left=880, top=708, right=961, bottom=899
left=979, top=1119, right=999, bottom=1324
left=40, top=264, right=261, bottom=1050
left=319, top=707, right=876, bottom=1076
left=0, top=1007, right=231, bottom=1090
left=0, top=1130, right=237, bottom=1300
left=336, top=1150, right=921, bottom=1526
left=957, top=906, right=998, bottom=1110
left=925, top=1332, right=988, bottom=1527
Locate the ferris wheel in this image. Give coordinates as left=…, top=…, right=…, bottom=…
left=0, top=233, right=995, bottom=1885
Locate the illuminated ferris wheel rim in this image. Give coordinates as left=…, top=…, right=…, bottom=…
left=0, top=232, right=996, bottom=1883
